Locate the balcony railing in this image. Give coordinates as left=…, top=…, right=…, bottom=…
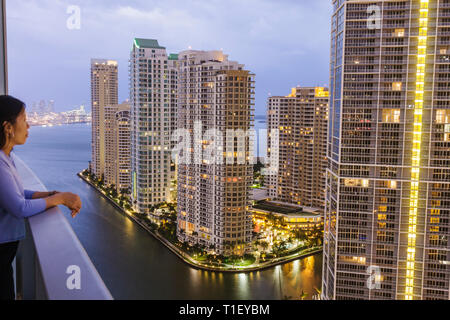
left=13, top=156, right=113, bottom=300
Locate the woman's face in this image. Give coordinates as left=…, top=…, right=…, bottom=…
left=12, top=109, right=30, bottom=146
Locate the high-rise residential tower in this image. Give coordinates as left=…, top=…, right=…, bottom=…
left=129, top=39, right=178, bottom=214
left=323, top=0, right=450, bottom=300
left=176, top=50, right=255, bottom=255
left=104, top=102, right=131, bottom=193
left=91, top=59, right=118, bottom=179
left=267, top=86, right=329, bottom=208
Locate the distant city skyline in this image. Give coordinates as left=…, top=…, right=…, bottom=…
left=5, top=0, right=331, bottom=114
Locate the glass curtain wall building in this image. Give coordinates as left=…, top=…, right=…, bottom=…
left=323, top=0, right=450, bottom=300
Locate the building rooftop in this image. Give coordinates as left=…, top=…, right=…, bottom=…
left=252, top=200, right=321, bottom=216
left=91, top=59, right=118, bottom=66
left=134, top=38, right=165, bottom=49
left=251, top=188, right=269, bottom=201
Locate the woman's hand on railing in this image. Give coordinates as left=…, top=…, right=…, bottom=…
left=62, top=192, right=82, bottom=218
left=45, top=192, right=82, bottom=218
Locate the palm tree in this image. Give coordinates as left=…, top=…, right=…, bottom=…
left=310, top=225, right=324, bottom=247
left=110, top=185, right=118, bottom=198
left=300, top=290, right=308, bottom=300
left=314, top=286, right=321, bottom=296
left=279, top=240, right=287, bottom=252
left=267, top=213, right=276, bottom=226
left=253, top=240, right=260, bottom=251
left=120, top=187, right=130, bottom=195
left=293, top=229, right=309, bottom=244
left=231, top=241, right=242, bottom=257
left=260, top=241, right=269, bottom=252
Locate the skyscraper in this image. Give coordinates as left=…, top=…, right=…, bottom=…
left=176, top=50, right=255, bottom=255
left=129, top=39, right=178, bottom=214
left=104, top=102, right=131, bottom=193
left=267, top=86, right=329, bottom=208
left=47, top=100, right=55, bottom=113
left=90, top=59, right=118, bottom=180
left=116, top=105, right=132, bottom=194
left=323, top=0, right=450, bottom=300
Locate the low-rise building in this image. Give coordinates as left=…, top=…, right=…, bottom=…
left=250, top=200, right=322, bottom=231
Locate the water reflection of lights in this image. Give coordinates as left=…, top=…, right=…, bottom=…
left=187, top=255, right=320, bottom=300
left=237, top=273, right=250, bottom=298
left=124, top=216, right=134, bottom=234
left=301, top=256, right=315, bottom=279
left=189, top=268, right=201, bottom=287
left=278, top=255, right=318, bottom=300
left=238, top=273, right=247, bottom=281
left=283, top=260, right=300, bottom=289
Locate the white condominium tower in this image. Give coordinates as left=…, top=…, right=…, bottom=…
left=104, top=102, right=131, bottom=193
left=176, top=50, right=255, bottom=255
left=130, top=38, right=178, bottom=214
left=267, top=86, right=329, bottom=208
left=90, top=59, right=118, bottom=179
left=323, top=0, right=450, bottom=300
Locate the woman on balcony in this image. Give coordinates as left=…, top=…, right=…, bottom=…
left=0, top=95, right=82, bottom=300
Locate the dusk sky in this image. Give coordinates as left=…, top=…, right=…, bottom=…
left=6, top=0, right=331, bottom=115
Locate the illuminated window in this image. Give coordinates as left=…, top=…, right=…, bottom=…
left=445, top=124, right=450, bottom=142
left=431, top=200, right=441, bottom=207
left=440, top=48, right=448, bottom=54
left=392, top=82, right=402, bottom=91
left=430, top=226, right=439, bottom=232
left=436, top=109, right=450, bottom=124
left=389, top=180, right=397, bottom=189
left=394, top=28, right=405, bottom=37
left=430, top=217, right=440, bottom=224
left=379, top=206, right=387, bottom=212
left=431, top=209, right=440, bottom=216
left=344, top=179, right=369, bottom=187
left=187, top=222, right=195, bottom=232
left=344, top=179, right=358, bottom=186
left=382, top=109, right=401, bottom=123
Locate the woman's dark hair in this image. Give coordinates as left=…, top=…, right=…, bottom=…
left=0, top=95, right=26, bottom=149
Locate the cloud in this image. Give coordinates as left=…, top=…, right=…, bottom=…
left=6, top=0, right=331, bottom=113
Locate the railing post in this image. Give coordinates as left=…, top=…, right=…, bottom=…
left=0, top=0, right=8, bottom=94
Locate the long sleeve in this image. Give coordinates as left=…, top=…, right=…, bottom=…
left=0, top=163, right=47, bottom=219
left=24, top=190, right=35, bottom=200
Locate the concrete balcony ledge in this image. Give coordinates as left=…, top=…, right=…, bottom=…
left=14, top=155, right=113, bottom=300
